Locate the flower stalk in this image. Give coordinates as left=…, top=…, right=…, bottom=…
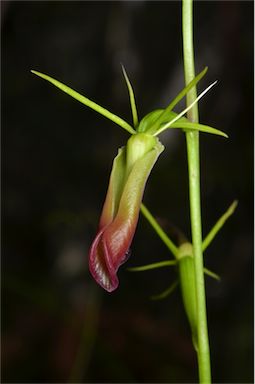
left=182, top=0, right=211, bottom=381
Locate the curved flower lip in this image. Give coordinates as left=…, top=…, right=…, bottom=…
left=89, top=227, right=119, bottom=292
left=89, top=134, right=164, bottom=292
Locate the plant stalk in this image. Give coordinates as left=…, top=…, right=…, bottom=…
left=182, top=0, right=211, bottom=382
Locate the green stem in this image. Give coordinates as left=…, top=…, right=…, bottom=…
left=182, top=0, right=211, bottom=383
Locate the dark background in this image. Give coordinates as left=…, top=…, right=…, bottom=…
left=2, top=1, right=253, bottom=383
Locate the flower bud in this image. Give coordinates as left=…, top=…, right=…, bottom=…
left=178, top=242, right=198, bottom=347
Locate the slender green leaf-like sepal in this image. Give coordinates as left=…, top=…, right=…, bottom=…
left=163, top=67, right=208, bottom=114
left=139, top=109, right=227, bottom=137
left=121, top=65, right=139, bottom=129
left=147, top=67, right=208, bottom=134
left=152, top=81, right=218, bottom=136
left=171, top=122, right=228, bottom=138
left=31, top=70, right=135, bottom=134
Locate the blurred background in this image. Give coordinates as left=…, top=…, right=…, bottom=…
left=2, top=1, right=253, bottom=383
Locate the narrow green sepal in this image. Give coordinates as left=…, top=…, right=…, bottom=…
left=171, top=121, right=228, bottom=138
left=150, top=280, right=179, bottom=301
left=31, top=70, right=136, bottom=135
left=128, top=259, right=177, bottom=272
left=153, top=80, right=218, bottom=137
left=121, top=65, right=139, bottom=128
left=147, top=67, right=208, bottom=134
left=140, top=108, right=227, bottom=138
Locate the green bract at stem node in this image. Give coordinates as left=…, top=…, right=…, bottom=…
left=127, top=260, right=177, bottom=272
left=150, top=281, right=179, bottom=301
left=202, top=200, right=238, bottom=252
left=140, top=203, right=179, bottom=258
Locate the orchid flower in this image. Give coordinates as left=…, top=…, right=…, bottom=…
left=89, top=133, right=164, bottom=291
left=31, top=66, right=227, bottom=293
